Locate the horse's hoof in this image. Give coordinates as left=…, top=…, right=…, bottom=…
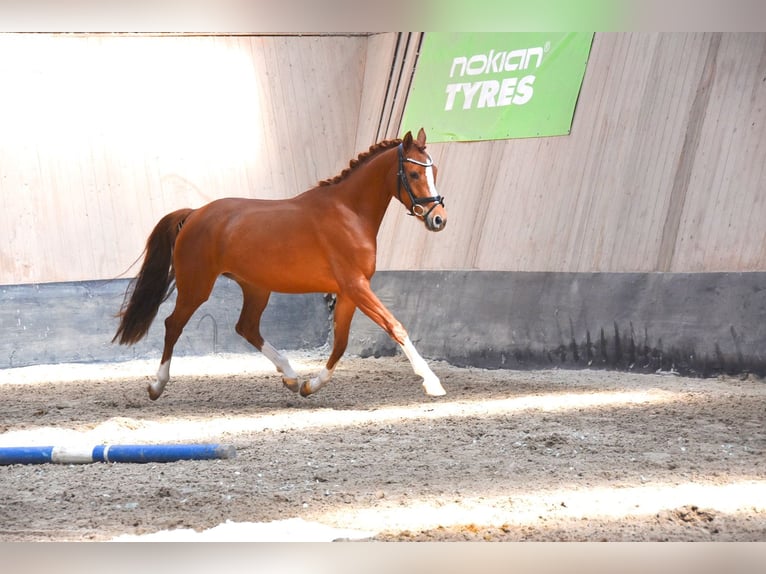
left=299, top=381, right=313, bottom=397
left=422, top=378, right=446, bottom=397
left=282, top=377, right=300, bottom=393
left=147, top=384, right=163, bottom=401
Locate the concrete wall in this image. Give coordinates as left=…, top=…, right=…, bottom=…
left=3, top=271, right=764, bottom=379
left=346, top=270, right=766, bottom=378
left=0, top=278, right=329, bottom=368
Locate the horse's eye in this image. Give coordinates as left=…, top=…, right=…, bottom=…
left=409, top=171, right=420, bottom=180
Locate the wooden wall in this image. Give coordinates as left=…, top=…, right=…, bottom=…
left=377, top=32, right=766, bottom=273
left=1, top=33, right=765, bottom=286
left=0, top=33, right=377, bottom=284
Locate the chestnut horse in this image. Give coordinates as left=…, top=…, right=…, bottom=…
left=113, top=128, right=448, bottom=400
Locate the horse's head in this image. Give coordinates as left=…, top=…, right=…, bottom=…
left=396, top=128, right=447, bottom=232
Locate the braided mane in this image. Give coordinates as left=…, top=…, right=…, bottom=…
left=318, top=138, right=403, bottom=186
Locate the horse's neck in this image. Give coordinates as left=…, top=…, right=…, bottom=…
left=331, top=148, right=397, bottom=233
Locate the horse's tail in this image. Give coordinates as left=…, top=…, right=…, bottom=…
left=112, top=208, right=195, bottom=345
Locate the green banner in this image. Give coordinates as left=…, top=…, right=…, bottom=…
left=402, top=33, right=594, bottom=142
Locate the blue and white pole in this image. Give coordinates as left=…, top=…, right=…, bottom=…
left=0, top=444, right=236, bottom=465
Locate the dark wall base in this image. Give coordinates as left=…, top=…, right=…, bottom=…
left=346, top=271, right=766, bottom=378
left=2, top=271, right=765, bottom=378
left=0, top=277, right=331, bottom=369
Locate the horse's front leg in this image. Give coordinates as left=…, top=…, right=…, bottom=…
left=398, top=335, right=446, bottom=397
left=345, top=278, right=446, bottom=397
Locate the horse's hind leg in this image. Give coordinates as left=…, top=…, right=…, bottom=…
left=235, top=282, right=299, bottom=392
left=151, top=275, right=216, bottom=400
left=300, top=293, right=356, bottom=396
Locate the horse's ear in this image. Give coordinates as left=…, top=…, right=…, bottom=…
left=402, top=130, right=413, bottom=149
left=416, top=128, right=426, bottom=147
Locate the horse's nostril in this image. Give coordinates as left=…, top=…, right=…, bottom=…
left=433, top=215, right=443, bottom=228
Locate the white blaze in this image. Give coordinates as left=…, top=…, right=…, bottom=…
left=425, top=164, right=438, bottom=197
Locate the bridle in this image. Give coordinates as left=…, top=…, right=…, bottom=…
left=396, top=143, right=445, bottom=218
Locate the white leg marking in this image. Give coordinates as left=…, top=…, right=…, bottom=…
left=149, top=360, right=171, bottom=399
left=301, top=366, right=334, bottom=396
left=262, top=341, right=299, bottom=392
left=401, top=336, right=446, bottom=396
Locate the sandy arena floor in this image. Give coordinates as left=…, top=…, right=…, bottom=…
left=0, top=351, right=764, bottom=541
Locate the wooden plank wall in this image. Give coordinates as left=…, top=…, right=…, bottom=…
left=2, top=33, right=765, bottom=286
left=355, top=33, right=423, bottom=145
left=376, top=32, right=766, bottom=273
left=0, top=33, right=372, bottom=284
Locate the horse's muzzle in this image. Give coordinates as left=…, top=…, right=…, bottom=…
left=427, top=213, right=447, bottom=232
